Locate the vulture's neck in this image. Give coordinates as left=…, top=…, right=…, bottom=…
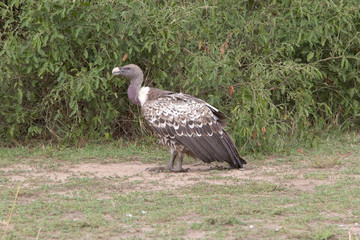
left=128, top=74, right=143, bottom=105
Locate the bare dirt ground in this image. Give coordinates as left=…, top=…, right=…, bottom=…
left=2, top=152, right=360, bottom=239
left=0, top=160, right=342, bottom=194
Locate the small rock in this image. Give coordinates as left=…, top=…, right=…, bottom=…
left=141, top=210, right=147, bottom=214
left=126, top=214, right=133, bottom=218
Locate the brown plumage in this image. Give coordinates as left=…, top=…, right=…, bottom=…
left=112, top=64, right=246, bottom=172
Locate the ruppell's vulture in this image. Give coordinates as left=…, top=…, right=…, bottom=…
left=112, top=64, right=246, bottom=172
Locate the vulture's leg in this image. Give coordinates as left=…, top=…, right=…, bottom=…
left=170, top=152, right=190, bottom=172
left=167, top=148, right=177, bottom=169
left=146, top=148, right=177, bottom=172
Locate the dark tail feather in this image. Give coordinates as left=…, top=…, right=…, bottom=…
left=222, top=131, right=247, bottom=168
left=175, top=131, right=247, bottom=169
left=178, top=136, right=213, bottom=163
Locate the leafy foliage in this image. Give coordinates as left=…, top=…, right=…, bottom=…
left=1, top=0, right=359, bottom=152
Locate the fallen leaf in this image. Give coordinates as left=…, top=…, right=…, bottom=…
left=122, top=53, right=128, bottom=62
left=327, top=75, right=333, bottom=84
left=220, top=46, right=225, bottom=56
left=228, top=85, right=234, bottom=96
left=261, top=126, right=266, bottom=135
left=224, top=34, right=231, bottom=50
left=204, top=46, right=210, bottom=55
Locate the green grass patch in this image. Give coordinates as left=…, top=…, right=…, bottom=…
left=1, top=135, right=360, bottom=239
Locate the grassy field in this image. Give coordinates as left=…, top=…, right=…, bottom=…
left=1, top=134, right=360, bottom=239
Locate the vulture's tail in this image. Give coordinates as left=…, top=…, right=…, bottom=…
left=223, top=131, right=247, bottom=169
left=175, top=129, right=247, bottom=169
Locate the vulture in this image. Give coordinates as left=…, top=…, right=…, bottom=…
left=112, top=64, right=246, bottom=172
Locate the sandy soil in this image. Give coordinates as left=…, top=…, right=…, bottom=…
left=2, top=160, right=338, bottom=193
left=2, top=157, right=360, bottom=238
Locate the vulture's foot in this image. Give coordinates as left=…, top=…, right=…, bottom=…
left=146, top=166, right=189, bottom=173
left=146, top=166, right=169, bottom=172
left=169, top=167, right=190, bottom=173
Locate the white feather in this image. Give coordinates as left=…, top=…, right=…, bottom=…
left=205, top=103, right=220, bottom=112
left=138, top=87, right=150, bottom=106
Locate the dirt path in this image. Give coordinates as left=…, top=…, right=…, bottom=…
left=2, top=155, right=360, bottom=239
left=2, top=160, right=341, bottom=193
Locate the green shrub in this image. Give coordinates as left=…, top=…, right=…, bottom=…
left=1, top=0, right=359, bottom=152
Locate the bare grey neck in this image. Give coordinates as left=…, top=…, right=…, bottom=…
left=127, top=73, right=143, bottom=105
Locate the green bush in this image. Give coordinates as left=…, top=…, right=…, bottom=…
left=1, top=0, right=359, bottom=152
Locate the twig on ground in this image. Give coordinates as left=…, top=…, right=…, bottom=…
left=35, top=227, right=42, bottom=240
left=2, top=185, right=21, bottom=240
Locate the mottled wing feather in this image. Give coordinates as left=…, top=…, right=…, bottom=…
left=141, top=92, right=246, bottom=168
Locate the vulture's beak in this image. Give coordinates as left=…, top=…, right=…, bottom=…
left=112, top=67, right=122, bottom=76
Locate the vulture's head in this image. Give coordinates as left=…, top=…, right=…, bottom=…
left=112, top=64, right=143, bottom=80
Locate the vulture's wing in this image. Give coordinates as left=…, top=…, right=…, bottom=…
left=141, top=93, right=246, bottom=168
